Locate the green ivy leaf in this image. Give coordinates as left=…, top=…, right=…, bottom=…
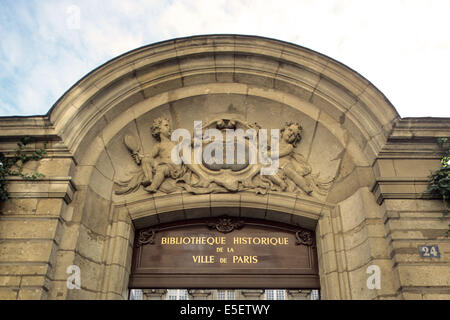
left=0, top=136, right=47, bottom=202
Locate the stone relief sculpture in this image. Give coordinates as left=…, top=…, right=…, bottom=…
left=262, top=122, right=329, bottom=195
left=114, top=116, right=332, bottom=197
left=116, top=117, right=188, bottom=195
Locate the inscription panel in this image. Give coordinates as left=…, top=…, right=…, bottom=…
left=129, top=217, right=319, bottom=289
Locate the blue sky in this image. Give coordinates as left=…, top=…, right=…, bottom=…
left=1, top=0, right=449, bottom=117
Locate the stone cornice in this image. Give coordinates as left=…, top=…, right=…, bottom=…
left=388, top=117, right=450, bottom=142
left=371, top=177, right=432, bottom=205
left=114, top=191, right=334, bottom=230
left=5, top=176, right=76, bottom=204
left=0, top=116, right=57, bottom=139
left=378, top=118, right=450, bottom=158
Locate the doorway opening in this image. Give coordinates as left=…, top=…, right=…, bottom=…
left=128, top=216, right=320, bottom=300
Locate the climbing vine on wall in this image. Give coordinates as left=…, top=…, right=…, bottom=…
left=426, top=137, right=450, bottom=236
left=0, top=137, right=47, bottom=201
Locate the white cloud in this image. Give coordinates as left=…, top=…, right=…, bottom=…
left=0, top=0, right=449, bottom=117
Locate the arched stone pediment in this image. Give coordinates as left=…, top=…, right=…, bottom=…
left=46, top=35, right=399, bottom=211
left=50, top=36, right=399, bottom=153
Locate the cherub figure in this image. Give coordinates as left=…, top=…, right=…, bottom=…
left=141, top=117, right=186, bottom=193
left=265, top=121, right=315, bottom=194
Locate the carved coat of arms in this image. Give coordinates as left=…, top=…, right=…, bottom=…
left=115, top=117, right=332, bottom=197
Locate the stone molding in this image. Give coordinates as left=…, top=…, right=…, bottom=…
left=115, top=191, right=333, bottom=230
left=371, top=177, right=430, bottom=204
left=5, top=176, right=76, bottom=204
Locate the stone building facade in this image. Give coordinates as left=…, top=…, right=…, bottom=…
left=0, top=35, right=449, bottom=300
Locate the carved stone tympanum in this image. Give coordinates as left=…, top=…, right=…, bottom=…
left=114, top=116, right=332, bottom=197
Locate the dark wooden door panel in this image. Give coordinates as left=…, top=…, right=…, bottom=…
left=129, top=216, right=319, bottom=289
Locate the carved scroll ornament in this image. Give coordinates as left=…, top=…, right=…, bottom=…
left=207, top=217, right=245, bottom=233
left=295, top=230, right=315, bottom=247
left=136, top=229, right=156, bottom=247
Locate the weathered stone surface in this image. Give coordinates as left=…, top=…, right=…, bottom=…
left=17, top=288, right=45, bottom=300
left=76, top=224, right=107, bottom=264
left=36, top=199, right=65, bottom=216
left=80, top=188, right=112, bottom=236
left=397, top=265, right=450, bottom=287
left=0, top=240, right=54, bottom=262
left=0, top=199, right=38, bottom=215
left=0, top=219, right=59, bottom=240
left=37, top=158, right=75, bottom=177
left=0, top=289, right=19, bottom=299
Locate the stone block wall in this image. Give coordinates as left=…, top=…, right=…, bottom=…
left=0, top=155, right=74, bottom=299
left=371, top=118, right=450, bottom=299
left=383, top=198, right=449, bottom=299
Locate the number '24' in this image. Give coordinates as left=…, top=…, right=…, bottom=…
left=419, top=245, right=440, bottom=258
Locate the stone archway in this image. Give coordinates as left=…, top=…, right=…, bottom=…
left=58, top=35, right=396, bottom=300
left=5, top=35, right=446, bottom=300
